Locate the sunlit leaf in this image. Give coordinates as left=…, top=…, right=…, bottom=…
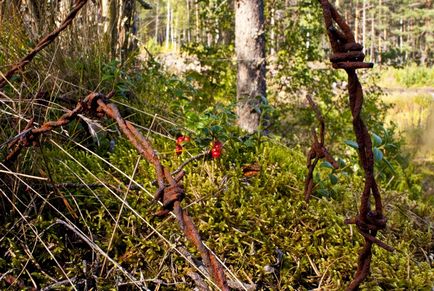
left=345, top=140, right=359, bottom=149
left=372, top=132, right=383, bottom=146
left=373, top=147, right=384, bottom=162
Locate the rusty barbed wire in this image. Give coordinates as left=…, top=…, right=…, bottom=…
left=304, top=94, right=338, bottom=202
left=2, top=92, right=229, bottom=290
left=0, top=0, right=89, bottom=89
left=317, top=0, right=394, bottom=290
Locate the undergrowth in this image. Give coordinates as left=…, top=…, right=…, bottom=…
left=0, top=10, right=433, bottom=290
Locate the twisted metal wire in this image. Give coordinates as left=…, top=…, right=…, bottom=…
left=304, top=94, right=339, bottom=201
left=3, top=92, right=229, bottom=290
left=317, top=1, right=394, bottom=289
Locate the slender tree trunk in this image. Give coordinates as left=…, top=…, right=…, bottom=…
left=173, top=12, right=177, bottom=50
left=101, top=0, right=110, bottom=34
left=270, top=7, right=276, bottom=56
left=235, top=0, right=266, bottom=133
left=186, top=0, right=191, bottom=42
left=195, top=0, right=200, bottom=42
left=109, top=0, right=119, bottom=59
left=355, top=0, right=359, bottom=42
left=155, top=1, right=159, bottom=43
left=370, top=9, right=375, bottom=62
left=362, top=0, right=366, bottom=53
left=165, top=0, right=170, bottom=49
left=378, top=0, right=382, bottom=63
left=399, top=17, right=403, bottom=52
left=118, top=0, right=135, bottom=61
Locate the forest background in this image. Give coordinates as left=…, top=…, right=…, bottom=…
left=0, top=0, right=433, bottom=290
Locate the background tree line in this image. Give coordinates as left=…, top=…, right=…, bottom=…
left=3, top=0, right=431, bottom=66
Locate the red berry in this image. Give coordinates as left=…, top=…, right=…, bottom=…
left=183, top=136, right=191, bottom=142
left=211, top=149, right=221, bottom=159
left=213, top=140, right=222, bottom=149
left=176, top=136, right=185, bottom=144
left=211, top=140, right=222, bottom=159
left=175, top=144, right=183, bottom=155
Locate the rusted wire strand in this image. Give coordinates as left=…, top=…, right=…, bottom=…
left=2, top=92, right=229, bottom=290
left=304, top=94, right=338, bottom=201
left=0, top=0, right=89, bottom=89
left=317, top=1, right=394, bottom=290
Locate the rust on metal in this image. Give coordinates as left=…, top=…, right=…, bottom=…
left=316, top=0, right=394, bottom=290
left=2, top=92, right=229, bottom=290
left=304, top=94, right=338, bottom=202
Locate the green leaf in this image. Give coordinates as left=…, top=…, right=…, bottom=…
left=329, top=173, right=338, bottom=185
left=317, top=189, right=330, bottom=197
left=320, top=161, right=334, bottom=169
left=338, top=158, right=346, bottom=168
left=372, top=133, right=383, bottom=146
left=344, top=140, right=359, bottom=149
left=210, top=125, right=222, bottom=133
left=373, top=147, right=383, bottom=162
left=383, top=158, right=396, bottom=173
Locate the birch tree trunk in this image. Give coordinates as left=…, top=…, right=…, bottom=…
left=165, top=0, right=170, bottom=49
left=155, top=1, right=159, bottom=42
left=102, top=0, right=110, bottom=34
left=235, top=0, right=266, bottom=133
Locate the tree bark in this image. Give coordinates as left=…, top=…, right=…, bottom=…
left=118, top=0, right=135, bottom=61
left=165, top=0, right=170, bottom=49
left=109, top=0, right=119, bottom=59
left=235, top=0, right=266, bottom=133
left=155, top=1, right=160, bottom=43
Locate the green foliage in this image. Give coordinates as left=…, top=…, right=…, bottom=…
left=182, top=43, right=236, bottom=105
left=381, top=64, right=434, bottom=88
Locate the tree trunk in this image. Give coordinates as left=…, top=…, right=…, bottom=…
left=101, top=0, right=110, bottom=34
left=195, top=0, right=200, bottom=42
left=235, top=0, right=266, bottom=133
left=355, top=0, right=359, bottom=42
left=155, top=1, right=159, bottom=43
left=165, top=0, right=170, bottom=49
left=362, top=0, right=366, bottom=53
left=370, top=8, right=375, bottom=62
left=118, top=0, right=135, bottom=62
left=186, top=0, right=191, bottom=42
left=378, top=0, right=382, bottom=63
left=109, top=0, right=119, bottom=59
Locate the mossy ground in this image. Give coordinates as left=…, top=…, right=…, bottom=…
left=2, top=125, right=430, bottom=290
